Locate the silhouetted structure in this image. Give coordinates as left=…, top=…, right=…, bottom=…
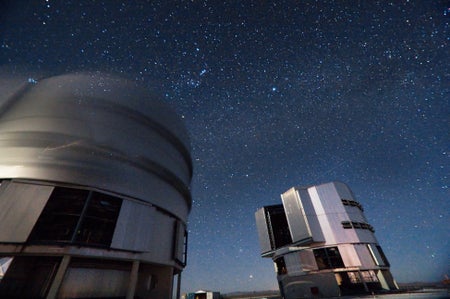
left=255, top=181, right=398, bottom=298
left=0, top=73, right=192, bottom=299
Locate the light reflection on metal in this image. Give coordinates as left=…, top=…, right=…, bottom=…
left=0, top=72, right=192, bottom=220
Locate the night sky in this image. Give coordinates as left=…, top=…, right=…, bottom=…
left=1, top=0, right=449, bottom=294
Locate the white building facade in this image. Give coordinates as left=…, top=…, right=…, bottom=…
left=255, top=182, right=398, bottom=298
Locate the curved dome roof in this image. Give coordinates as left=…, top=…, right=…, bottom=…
left=0, top=73, right=192, bottom=220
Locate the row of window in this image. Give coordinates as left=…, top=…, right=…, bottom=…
left=26, top=186, right=188, bottom=265
left=347, top=270, right=379, bottom=284
left=275, top=246, right=345, bottom=274
left=341, top=199, right=364, bottom=211
left=313, top=247, right=345, bottom=270
left=274, top=244, right=390, bottom=275
left=28, top=187, right=122, bottom=247
left=341, top=221, right=375, bottom=232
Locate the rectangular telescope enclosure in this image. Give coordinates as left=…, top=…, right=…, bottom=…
left=255, top=182, right=398, bottom=298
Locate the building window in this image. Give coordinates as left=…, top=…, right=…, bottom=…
left=28, top=188, right=89, bottom=242
left=313, top=247, right=345, bottom=270
left=341, top=221, right=374, bottom=232
left=341, top=199, right=364, bottom=211
left=75, top=192, right=122, bottom=246
left=342, top=221, right=352, bottom=229
left=347, top=270, right=379, bottom=285
left=361, top=270, right=379, bottom=283
left=376, top=245, right=390, bottom=267
left=347, top=271, right=361, bottom=284
left=265, top=205, right=292, bottom=250
left=28, top=187, right=122, bottom=247
left=274, top=257, right=287, bottom=275
left=173, top=221, right=188, bottom=267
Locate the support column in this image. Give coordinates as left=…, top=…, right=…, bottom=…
left=175, top=272, right=182, bottom=299
left=127, top=260, right=140, bottom=299
left=46, top=255, right=71, bottom=299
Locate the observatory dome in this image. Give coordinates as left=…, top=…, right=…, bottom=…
left=0, top=72, right=192, bottom=220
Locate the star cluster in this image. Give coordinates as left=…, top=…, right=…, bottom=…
left=1, top=0, right=449, bottom=294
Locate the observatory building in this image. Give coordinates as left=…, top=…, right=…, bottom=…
left=0, top=73, right=192, bottom=299
left=255, top=181, right=398, bottom=298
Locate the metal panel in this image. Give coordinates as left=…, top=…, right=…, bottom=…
left=344, top=206, right=367, bottom=223
left=174, top=220, right=186, bottom=265
left=0, top=74, right=192, bottom=221
left=255, top=208, right=272, bottom=254
left=297, top=188, right=325, bottom=242
left=0, top=181, right=53, bottom=242
left=338, top=244, right=361, bottom=267
left=313, top=182, right=345, bottom=214
left=354, top=244, right=375, bottom=268
left=333, top=181, right=354, bottom=200
left=367, top=244, right=386, bottom=266
left=355, top=227, right=378, bottom=243
left=309, top=187, right=337, bottom=244
left=284, top=252, right=304, bottom=275
left=58, top=268, right=129, bottom=298
left=281, top=188, right=312, bottom=244
left=141, top=212, right=176, bottom=263
left=298, top=249, right=318, bottom=271
left=111, top=200, right=156, bottom=252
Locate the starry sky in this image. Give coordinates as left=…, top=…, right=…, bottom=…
left=1, top=0, right=449, bottom=294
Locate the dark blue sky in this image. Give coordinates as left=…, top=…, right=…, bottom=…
left=1, top=0, right=449, bottom=294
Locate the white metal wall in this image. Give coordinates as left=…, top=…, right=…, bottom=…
left=0, top=181, right=53, bottom=242
left=112, top=200, right=157, bottom=252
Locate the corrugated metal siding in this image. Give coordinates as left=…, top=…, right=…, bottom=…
left=0, top=181, right=53, bottom=242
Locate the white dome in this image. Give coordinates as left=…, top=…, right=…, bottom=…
left=0, top=73, right=192, bottom=220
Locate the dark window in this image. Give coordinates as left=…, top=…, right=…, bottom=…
left=352, top=221, right=362, bottom=229
left=75, top=192, right=122, bottom=246
left=341, top=198, right=364, bottom=211
left=28, top=187, right=122, bottom=247
left=0, top=256, right=61, bottom=299
left=313, top=247, right=345, bottom=270
left=265, top=205, right=292, bottom=250
left=342, top=221, right=352, bottom=229
left=341, top=221, right=374, bottom=232
left=28, top=188, right=89, bottom=242
left=376, top=245, right=390, bottom=267
left=274, top=257, right=287, bottom=275
left=173, top=221, right=188, bottom=267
